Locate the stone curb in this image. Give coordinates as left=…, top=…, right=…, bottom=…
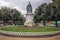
left=0, top=30, right=60, bottom=37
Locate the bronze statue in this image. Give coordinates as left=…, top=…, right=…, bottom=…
left=27, top=2, right=32, bottom=13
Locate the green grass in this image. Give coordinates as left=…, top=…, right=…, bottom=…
left=0, top=26, right=59, bottom=32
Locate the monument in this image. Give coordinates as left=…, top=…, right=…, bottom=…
left=24, top=2, right=35, bottom=27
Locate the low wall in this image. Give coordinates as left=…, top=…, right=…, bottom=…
left=0, top=30, right=60, bottom=37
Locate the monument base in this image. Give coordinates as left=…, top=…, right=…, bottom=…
left=24, top=21, right=35, bottom=27
left=24, top=13, right=35, bottom=27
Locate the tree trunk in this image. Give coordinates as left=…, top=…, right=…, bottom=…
left=13, top=21, right=16, bottom=25
left=43, top=20, right=45, bottom=26
left=55, top=20, right=58, bottom=27
left=3, top=21, right=6, bottom=26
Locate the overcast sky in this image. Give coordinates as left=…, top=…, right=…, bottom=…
left=0, top=0, right=52, bottom=16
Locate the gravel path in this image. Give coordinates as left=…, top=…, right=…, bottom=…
left=0, top=35, right=60, bottom=40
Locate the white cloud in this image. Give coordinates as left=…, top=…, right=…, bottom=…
left=0, top=0, right=20, bottom=11
left=0, top=0, right=10, bottom=7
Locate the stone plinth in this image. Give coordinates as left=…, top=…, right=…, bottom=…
left=24, top=13, right=35, bottom=27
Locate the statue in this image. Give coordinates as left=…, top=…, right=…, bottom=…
left=27, top=2, right=32, bottom=13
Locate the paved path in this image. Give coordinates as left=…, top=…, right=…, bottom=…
left=0, top=34, right=60, bottom=40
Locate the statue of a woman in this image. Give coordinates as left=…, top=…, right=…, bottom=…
left=27, top=2, right=32, bottom=13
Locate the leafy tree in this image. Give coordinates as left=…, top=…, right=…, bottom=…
left=0, top=7, right=24, bottom=25
left=34, top=3, right=48, bottom=26
left=34, top=0, right=60, bottom=26
left=52, top=0, right=60, bottom=26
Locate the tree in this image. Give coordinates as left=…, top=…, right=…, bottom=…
left=34, top=3, right=48, bottom=26
left=34, top=0, right=60, bottom=26
left=0, top=7, right=24, bottom=25
left=52, top=0, right=60, bottom=26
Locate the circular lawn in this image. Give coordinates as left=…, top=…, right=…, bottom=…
left=0, top=26, right=59, bottom=32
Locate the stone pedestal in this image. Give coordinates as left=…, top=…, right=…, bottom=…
left=24, top=13, right=35, bottom=27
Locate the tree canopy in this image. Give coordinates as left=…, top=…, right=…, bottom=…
left=34, top=0, right=60, bottom=26
left=0, top=7, right=24, bottom=25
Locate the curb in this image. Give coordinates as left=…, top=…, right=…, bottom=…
left=0, top=30, right=60, bottom=37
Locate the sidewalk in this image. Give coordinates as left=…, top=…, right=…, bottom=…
left=0, top=34, right=60, bottom=40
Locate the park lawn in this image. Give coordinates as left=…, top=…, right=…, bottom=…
left=0, top=26, right=59, bottom=32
